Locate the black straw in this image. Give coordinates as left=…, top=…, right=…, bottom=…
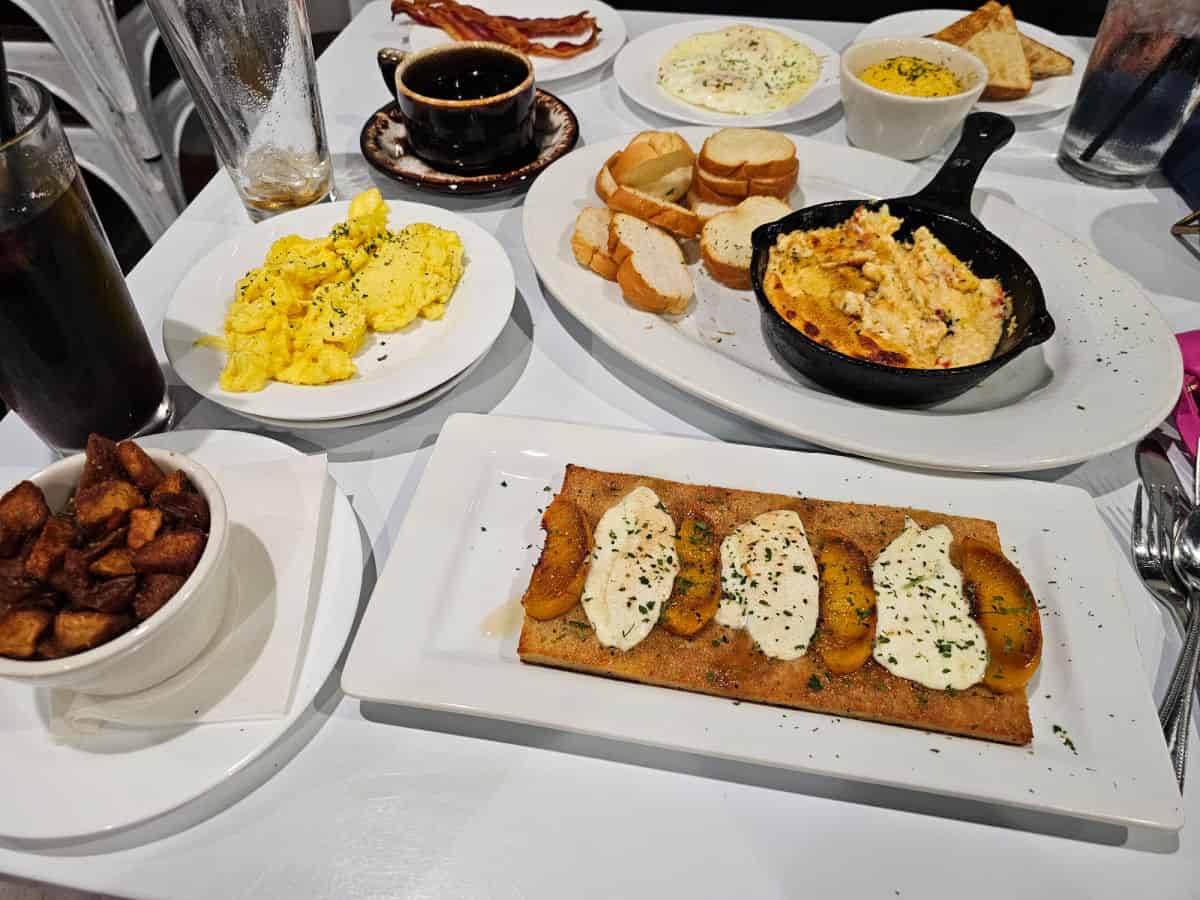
left=0, top=39, right=16, bottom=142
left=1080, top=37, right=1193, bottom=162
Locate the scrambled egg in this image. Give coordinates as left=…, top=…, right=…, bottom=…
left=764, top=205, right=1010, bottom=369
left=858, top=56, right=963, bottom=98
left=657, top=25, right=820, bottom=115
left=202, top=189, right=464, bottom=392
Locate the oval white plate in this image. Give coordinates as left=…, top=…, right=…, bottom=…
left=522, top=128, right=1181, bottom=473
left=854, top=10, right=1086, bottom=117
left=164, top=200, right=515, bottom=422
left=0, top=430, right=363, bottom=841
left=237, top=353, right=484, bottom=431
left=613, top=19, right=840, bottom=127
left=406, top=0, right=626, bottom=83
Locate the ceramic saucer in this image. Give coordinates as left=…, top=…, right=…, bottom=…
left=359, top=89, right=579, bottom=195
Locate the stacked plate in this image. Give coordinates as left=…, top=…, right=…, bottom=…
left=163, top=201, right=515, bottom=430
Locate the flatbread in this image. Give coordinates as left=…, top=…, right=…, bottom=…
left=517, top=465, right=1033, bottom=745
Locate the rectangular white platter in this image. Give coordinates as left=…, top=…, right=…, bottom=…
left=341, top=414, right=1182, bottom=832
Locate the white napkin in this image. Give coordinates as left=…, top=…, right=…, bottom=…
left=51, top=452, right=331, bottom=733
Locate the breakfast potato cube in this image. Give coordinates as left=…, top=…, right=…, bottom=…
left=661, top=512, right=721, bottom=637
left=133, top=573, right=186, bottom=620
left=150, top=470, right=190, bottom=503
left=522, top=496, right=591, bottom=620
left=127, top=508, right=163, bottom=550
left=0, top=607, right=54, bottom=659
left=154, top=492, right=210, bottom=531
left=89, top=548, right=136, bottom=577
left=133, top=529, right=206, bottom=575
left=35, top=635, right=70, bottom=659
left=54, top=610, right=132, bottom=653
left=24, top=516, right=76, bottom=581
left=0, top=481, right=49, bottom=556
left=116, top=441, right=165, bottom=492
left=73, top=575, right=138, bottom=613
left=75, top=480, right=144, bottom=533
left=79, top=434, right=122, bottom=491
left=0, top=575, right=40, bottom=611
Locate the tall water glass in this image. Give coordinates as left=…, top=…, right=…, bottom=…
left=1058, top=0, right=1200, bottom=186
left=0, top=74, right=172, bottom=454
left=147, top=0, right=334, bottom=220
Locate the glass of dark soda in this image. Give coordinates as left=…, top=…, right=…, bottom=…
left=0, top=73, right=172, bottom=453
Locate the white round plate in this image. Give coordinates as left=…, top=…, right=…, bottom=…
left=854, top=10, right=1085, bottom=117
left=0, top=430, right=363, bottom=841
left=164, top=200, right=515, bottom=422
left=613, top=19, right=840, bottom=127
left=522, top=128, right=1181, bottom=473
left=237, top=353, right=484, bottom=431
left=406, top=0, right=626, bottom=83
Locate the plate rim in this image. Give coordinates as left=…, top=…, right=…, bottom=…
left=612, top=18, right=842, bottom=127
left=163, top=199, right=515, bottom=422
left=341, top=412, right=1183, bottom=833
left=0, top=429, right=364, bottom=841
left=520, top=127, right=1182, bottom=473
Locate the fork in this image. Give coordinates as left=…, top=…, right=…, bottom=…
left=1132, top=485, right=1193, bottom=725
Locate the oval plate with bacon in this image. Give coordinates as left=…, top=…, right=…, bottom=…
left=396, top=0, right=627, bottom=82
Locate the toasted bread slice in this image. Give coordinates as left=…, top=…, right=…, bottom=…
left=608, top=213, right=693, bottom=315
left=965, top=5, right=1032, bottom=100
left=929, top=1, right=1000, bottom=45
left=695, top=163, right=798, bottom=201
left=605, top=184, right=701, bottom=239
left=611, top=132, right=695, bottom=203
left=571, top=207, right=619, bottom=280
left=595, top=152, right=621, bottom=202
left=686, top=188, right=737, bottom=224
left=698, top=128, right=798, bottom=179
left=700, top=195, right=790, bottom=289
left=1020, top=33, right=1073, bottom=79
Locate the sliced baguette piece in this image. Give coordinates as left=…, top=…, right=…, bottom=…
left=929, top=1, right=1000, bottom=46
left=698, top=128, right=798, bottom=179
left=1020, top=33, right=1073, bottom=79
left=965, top=5, right=1032, bottom=100
left=608, top=213, right=693, bottom=315
left=595, top=152, right=621, bottom=202
left=605, top=184, right=701, bottom=239
left=687, top=188, right=737, bottom=224
left=571, top=207, right=618, bottom=280
left=694, top=164, right=798, bottom=202
left=700, top=195, right=790, bottom=290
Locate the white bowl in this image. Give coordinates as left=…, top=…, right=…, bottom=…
left=840, top=37, right=987, bottom=161
left=0, top=448, right=230, bottom=695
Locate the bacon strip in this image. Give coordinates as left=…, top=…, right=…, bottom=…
left=392, top=0, right=600, bottom=59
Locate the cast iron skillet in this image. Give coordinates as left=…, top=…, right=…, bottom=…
left=749, top=112, right=1055, bottom=407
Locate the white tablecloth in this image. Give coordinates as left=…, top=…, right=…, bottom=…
left=1, top=5, right=1198, bottom=897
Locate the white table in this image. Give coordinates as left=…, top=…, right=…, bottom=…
left=3, top=5, right=1199, bottom=897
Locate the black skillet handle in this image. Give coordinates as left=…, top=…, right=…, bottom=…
left=377, top=48, right=408, bottom=103
left=908, top=112, right=1015, bottom=222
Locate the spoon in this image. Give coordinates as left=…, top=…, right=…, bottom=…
left=1168, top=507, right=1200, bottom=788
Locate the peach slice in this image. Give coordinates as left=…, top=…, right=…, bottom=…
left=815, top=534, right=877, bottom=674
left=661, top=512, right=720, bottom=636
left=522, top=495, right=591, bottom=621
left=962, top=539, right=1042, bottom=693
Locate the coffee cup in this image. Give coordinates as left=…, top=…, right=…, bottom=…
left=377, top=42, right=536, bottom=174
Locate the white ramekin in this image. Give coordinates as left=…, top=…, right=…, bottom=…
left=0, top=448, right=230, bottom=695
left=840, top=37, right=988, bottom=161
